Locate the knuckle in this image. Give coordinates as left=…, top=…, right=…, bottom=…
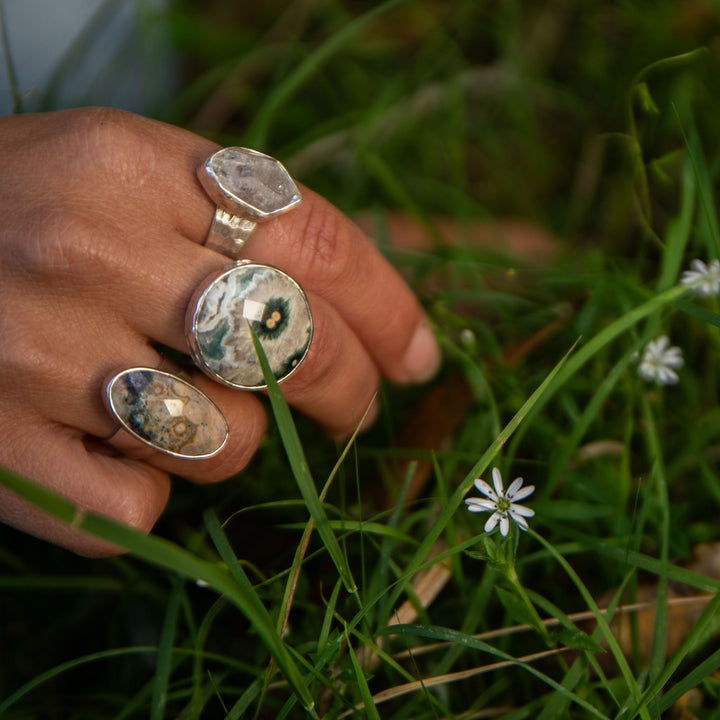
left=7, top=209, right=113, bottom=280
left=290, top=203, right=357, bottom=288
left=108, top=469, right=170, bottom=534
left=66, top=107, right=158, bottom=187
left=0, top=313, right=52, bottom=394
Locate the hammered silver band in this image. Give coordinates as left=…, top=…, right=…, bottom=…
left=198, top=147, right=302, bottom=260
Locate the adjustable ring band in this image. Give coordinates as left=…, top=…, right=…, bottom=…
left=198, top=147, right=302, bottom=260
left=103, top=367, right=228, bottom=459
left=185, top=261, right=313, bottom=390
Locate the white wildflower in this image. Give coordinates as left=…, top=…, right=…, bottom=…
left=637, top=335, right=683, bottom=386
left=465, top=467, right=535, bottom=537
left=680, top=259, right=720, bottom=298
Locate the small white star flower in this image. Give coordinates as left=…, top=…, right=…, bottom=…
left=637, top=335, right=683, bottom=386
left=680, top=259, right=720, bottom=298
left=465, top=467, right=535, bottom=537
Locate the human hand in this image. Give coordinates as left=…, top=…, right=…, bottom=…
left=0, top=107, right=440, bottom=556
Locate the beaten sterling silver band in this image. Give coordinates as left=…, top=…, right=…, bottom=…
left=198, top=147, right=302, bottom=259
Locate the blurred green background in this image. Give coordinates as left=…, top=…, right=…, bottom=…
left=3, top=0, right=720, bottom=717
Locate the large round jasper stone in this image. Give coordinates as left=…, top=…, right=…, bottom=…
left=187, top=262, right=313, bottom=389
left=105, top=368, right=228, bottom=458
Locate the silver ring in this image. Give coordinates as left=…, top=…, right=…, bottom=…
left=198, top=147, right=302, bottom=259
left=104, top=367, right=228, bottom=458
left=185, top=261, right=313, bottom=390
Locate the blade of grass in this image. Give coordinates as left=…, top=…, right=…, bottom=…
left=226, top=676, right=264, bottom=720
left=203, top=509, right=316, bottom=714
left=558, top=528, right=720, bottom=594
left=151, top=577, right=184, bottom=720
left=250, top=326, right=356, bottom=594
left=380, top=340, right=576, bottom=624
left=640, top=396, right=670, bottom=698
left=383, top=624, right=610, bottom=720
left=345, top=625, right=382, bottom=720
left=658, top=641, right=720, bottom=712
left=0, top=646, right=157, bottom=715
left=191, top=597, right=227, bottom=720
left=674, top=111, right=720, bottom=258
left=657, top=153, right=696, bottom=290
left=529, top=530, right=649, bottom=719
left=636, top=590, right=720, bottom=716
left=0, top=466, right=316, bottom=715
left=244, top=0, right=410, bottom=148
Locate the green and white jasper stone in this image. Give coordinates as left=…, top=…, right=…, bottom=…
left=187, top=262, right=313, bottom=389
left=105, top=368, right=228, bottom=458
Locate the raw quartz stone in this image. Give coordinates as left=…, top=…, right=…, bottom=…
left=209, top=147, right=301, bottom=219
left=106, top=369, right=228, bottom=458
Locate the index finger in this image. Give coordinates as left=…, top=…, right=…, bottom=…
left=237, top=186, right=441, bottom=384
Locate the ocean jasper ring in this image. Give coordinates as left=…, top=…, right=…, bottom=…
left=198, top=147, right=302, bottom=259
left=186, top=261, right=313, bottom=390
left=104, top=368, right=228, bottom=458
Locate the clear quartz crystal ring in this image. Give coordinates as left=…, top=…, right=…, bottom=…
left=198, top=147, right=302, bottom=259
left=186, top=261, right=313, bottom=390
left=104, top=367, right=228, bottom=458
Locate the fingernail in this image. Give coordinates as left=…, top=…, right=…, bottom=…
left=402, top=321, right=441, bottom=382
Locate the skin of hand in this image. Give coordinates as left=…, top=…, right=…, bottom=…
left=0, top=107, right=441, bottom=556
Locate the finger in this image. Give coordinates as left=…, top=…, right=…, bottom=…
left=2, top=289, right=267, bottom=482
left=271, top=292, right=380, bottom=437
left=9, top=109, right=440, bottom=385
left=1, top=416, right=171, bottom=557
left=239, top=187, right=441, bottom=384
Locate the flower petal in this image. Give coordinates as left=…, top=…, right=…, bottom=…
left=465, top=498, right=496, bottom=513
left=509, top=484, right=535, bottom=502
left=492, top=467, right=504, bottom=497
left=473, top=478, right=498, bottom=502
left=506, top=477, right=525, bottom=498
left=510, top=503, right=535, bottom=518
left=499, top=515, right=510, bottom=537
left=484, top=512, right=501, bottom=534
left=510, top=512, right=529, bottom=531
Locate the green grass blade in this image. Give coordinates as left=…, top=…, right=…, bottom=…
left=675, top=114, right=720, bottom=258
left=203, top=509, right=316, bottom=714
left=151, top=577, right=184, bottom=720
left=640, top=397, right=670, bottom=693
left=345, top=626, right=382, bottom=720
left=0, top=646, right=158, bottom=715
left=0, top=466, right=315, bottom=714
left=385, top=624, right=610, bottom=720
left=658, top=642, right=720, bottom=713
left=382, top=341, right=575, bottom=621
left=244, top=0, right=409, bottom=148
left=657, top=154, right=696, bottom=290
left=249, top=326, right=356, bottom=593
left=226, top=676, right=264, bottom=720
left=632, top=591, right=720, bottom=715
left=529, top=530, right=648, bottom=717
